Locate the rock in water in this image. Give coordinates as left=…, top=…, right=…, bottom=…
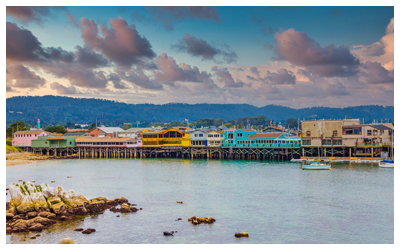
left=234, top=232, right=249, bottom=238
left=163, top=231, right=174, bottom=236
left=58, top=237, right=75, bottom=244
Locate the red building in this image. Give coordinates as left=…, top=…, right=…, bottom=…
left=88, top=127, right=125, bottom=138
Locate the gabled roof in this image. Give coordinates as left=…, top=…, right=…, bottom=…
left=97, top=127, right=125, bottom=134
left=247, top=133, right=282, bottom=139
left=241, top=129, right=255, bottom=132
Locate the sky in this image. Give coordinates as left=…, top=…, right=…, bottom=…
left=5, top=5, right=395, bottom=108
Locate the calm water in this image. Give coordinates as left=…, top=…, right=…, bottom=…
left=6, top=159, right=394, bottom=244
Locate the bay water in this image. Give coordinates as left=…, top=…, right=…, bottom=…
left=6, top=159, right=394, bottom=244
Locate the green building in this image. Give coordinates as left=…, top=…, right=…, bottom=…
left=31, top=136, right=77, bottom=156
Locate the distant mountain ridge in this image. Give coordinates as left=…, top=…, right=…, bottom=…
left=6, top=95, right=394, bottom=127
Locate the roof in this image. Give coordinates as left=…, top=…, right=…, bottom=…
left=63, top=133, right=86, bottom=136
left=14, top=130, right=45, bottom=135
left=370, top=124, right=392, bottom=130
left=124, top=127, right=151, bottom=133
left=241, top=129, right=255, bottom=132
left=97, top=127, right=125, bottom=134
left=76, top=138, right=131, bottom=142
left=171, top=127, right=191, bottom=131
left=66, top=129, right=89, bottom=132
left=248, top=133, right=282, bottom=139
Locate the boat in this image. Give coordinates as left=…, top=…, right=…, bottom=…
left=290, top=158, right=307, bottom=162
left=302, top=161, right=332, bottom=170
left=379, top=160, right=394, bottom=168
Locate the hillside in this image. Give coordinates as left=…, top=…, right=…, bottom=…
left=6, top=96, right=394, bottom=127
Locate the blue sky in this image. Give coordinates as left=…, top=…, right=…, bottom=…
left=6, top=6, right=394, bottom=108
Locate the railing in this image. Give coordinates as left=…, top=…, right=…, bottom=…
left=220, top=143, right=301, bottom=148
left=356, top=143, right=380, bottom=147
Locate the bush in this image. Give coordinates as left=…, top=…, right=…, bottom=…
left=6, top=140, right=12, bottom=146
left=15, top=146, right=22, bottom=152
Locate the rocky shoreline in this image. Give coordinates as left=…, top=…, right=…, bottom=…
left=6, top=181, right=137, bottom=234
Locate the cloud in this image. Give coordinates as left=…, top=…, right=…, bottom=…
left=80, top=17, right=156, bottom=68
left=264, top=68, right=296, bottom=85
left=324, top=80, right=349, bottom=96
left=172, top=34, right=237, bottom=63
left=65, top=12, right=79, bottom=28
left=50, top=82, right=80, bottom=94
left=155, top=53, right=217, bottom=89
left=75, top=45, right=110, bottom=68
left=352, top=17, right=394, bottom=71
left=274, top=28, right=360, bottom=77
left=360, top=61, right=394, bottom=84
left=108, top=73, right=128, bottom=89
left=118, top=69, right=164, bottom=90
left=6, top=6, right=64, bottom=24
left=144, top=6, right=221, bottom=30
left=6, top=63, right=46, bottom=89
left=7, top=22, right=74, bottom=63
left=211, top=66, right=245, bottom=88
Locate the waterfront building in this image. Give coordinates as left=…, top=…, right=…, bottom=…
left=31, top=136, right=77, bottom=155
left=118, top=127, right=150, bottom=139
left=189, top=130, right=208, bottom=147
left=88, top=127, right=125, bottom=138
left=12, top=130, right=48, bottom=149
left=142, top=127, right=191, bottom=147
left=76, top=137, right=130, bottom=147
left=207, top=131, right=224, bottom=147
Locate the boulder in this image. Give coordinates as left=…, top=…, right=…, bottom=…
left=28, top=223, right=43, bottom=232
left=47, top=196, right=66, bottom=214
left=10, top=219, right=28, bottom=232
left=163, top=231, right=174, bottom=236
left=12, top=214, right=26, bottom=221
left=58, top=237, right=75, bottom=244
left=6, top=213, right=15, bottom=221
left=188, top=216, right=216, bottom=225
left=82, top=228, right=96, bottom=234
left=26, top=211, right=38, bottom=219
left=74, top=228, right=84, bottom=231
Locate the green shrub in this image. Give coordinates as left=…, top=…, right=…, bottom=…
left=15, top=146, right=22, bottom=152
left=6, top=140, right=12, bottom=146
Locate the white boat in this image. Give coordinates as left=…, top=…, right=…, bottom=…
left=379, top=160, right=394, bottom=168
left=290, top=158, right=307, bottom=162
left=302, top=162, right=332, bottom=170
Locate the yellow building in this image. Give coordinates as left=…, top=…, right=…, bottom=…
left=142, top=127, right=191, bottom=147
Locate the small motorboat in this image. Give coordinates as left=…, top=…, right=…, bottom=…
left=290, top=158, right=307, bottom=162
left=302, top=161, right=332, bottom=170
left=379, top=160, right=394, bottom=168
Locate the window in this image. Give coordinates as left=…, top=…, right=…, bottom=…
left=228, top=133, right=233, bottom=139
left=333, top=130, right=337, bottom=136
left=69, top=142, right=72, bottom=145
left=306, top=131, right=311, bottom=136
left=367, top=130, right=372, bottom=136
left=322, top=139, right=332, bottom=145
left=199, top=134, right=203, bottom=137
left=237, top=133, right=243, bottom=137
left=302, top=140, right=311, bottom=145
left=373, top=130, right=378, bottom=136
left=195, top=134, right=198, bottom=137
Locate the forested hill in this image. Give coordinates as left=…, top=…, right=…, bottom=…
left=6, top=95, right=394, bottom=127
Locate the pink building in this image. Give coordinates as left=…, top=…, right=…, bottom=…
left=12, top=130, right=48, bottom=148
left=127, top=138, right=142, bottom=148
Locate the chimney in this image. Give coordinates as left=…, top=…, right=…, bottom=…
left=37, top=119, right=41, bottom=129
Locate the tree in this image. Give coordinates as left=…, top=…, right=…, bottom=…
left=88, top=123, right=96, bottom=131
left=45, top=125, right=67, bottom=134
left=6, top=121, right=27, bottom=138
left=286, top=118, right=298, bottom=129
left=122, top=124, right=132, bottom=130
left=168, top=121, right=186, bottom=127
left=65, top=121, right=75, bottom=129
